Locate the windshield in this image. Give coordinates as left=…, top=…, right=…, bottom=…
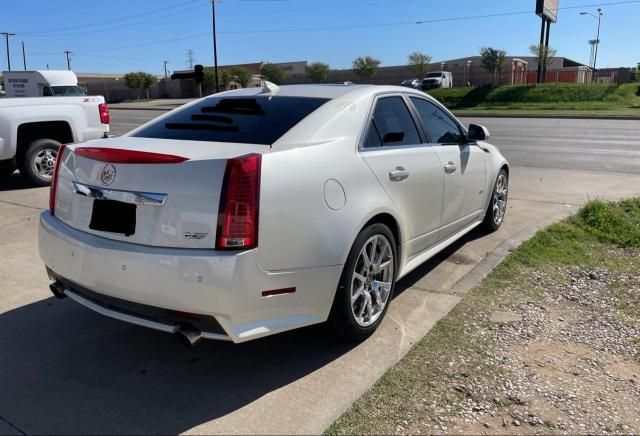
left=133, top=96, right=330, bottom=145
left=426, top=73, right=444, bottom=78
left=50, top=86, right=87, bottom=96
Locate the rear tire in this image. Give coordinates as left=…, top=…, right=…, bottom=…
left=482, top=169, right=509, bottom=232
left=329, top=223, right=397, bottom=341
left=21, top=139, right=62, bottom=187
left=0, top=161, right=15, bottom=179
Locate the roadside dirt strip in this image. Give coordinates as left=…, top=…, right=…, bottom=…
left=0, top=166, right=639, bottom=434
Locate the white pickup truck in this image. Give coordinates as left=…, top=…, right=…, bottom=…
left=0, top=96, right=110, bottom=185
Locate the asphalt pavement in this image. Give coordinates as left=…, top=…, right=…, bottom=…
left=1, top=110, right=639, bottom=434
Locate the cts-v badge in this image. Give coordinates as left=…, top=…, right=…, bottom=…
left=100, top=164, right=116, bottom=186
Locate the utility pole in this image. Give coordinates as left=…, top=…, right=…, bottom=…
left=1, top=32, right=15, bottom=71
left=64, top=50, right=73, bottom=70
left=21, top=41, right=26, bottom=70
left=163, top=60, right=169, bottom=78
left=211, top=0, right=220, bottom=93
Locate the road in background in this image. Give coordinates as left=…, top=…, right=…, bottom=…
left=110, top=109, right=640, bottom=174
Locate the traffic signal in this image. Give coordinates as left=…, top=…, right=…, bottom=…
left=194, top=65, right=204, bottom=84
left=170, top=64, right=205, bottom=84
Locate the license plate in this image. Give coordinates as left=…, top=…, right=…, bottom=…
left=89, top=200, right=136, bottom=236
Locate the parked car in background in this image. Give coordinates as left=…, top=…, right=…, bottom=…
left=40, top=83, right=509, bottom=346
left=401, top=79, right=421, bottom=89
left=421, top=71, right=453, bottom=90
left=0, top=96, right=110, bottom=185
left=2, top=70, right=87, bottom=98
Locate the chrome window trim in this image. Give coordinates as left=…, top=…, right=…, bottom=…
left=72, top=181, right=167, bottom=206
left=407, top=96, right=468, bottom=144
left=357, top=92, right=431, bottom=153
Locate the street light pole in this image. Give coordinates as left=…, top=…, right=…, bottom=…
left=580, top=9, right=603, bottom=80
left=1, top=32, right=15, bottom=71
left=593, top=9, right=603, bottom=73
left=211, top=0, right=220, bottom=93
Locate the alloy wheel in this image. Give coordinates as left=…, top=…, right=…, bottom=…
left=350, top=234, right=394, bottom=327
left=493, top=173, right=508, bottom=226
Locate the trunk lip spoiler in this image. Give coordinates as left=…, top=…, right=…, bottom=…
left=72, top=181, right=167, bottom=207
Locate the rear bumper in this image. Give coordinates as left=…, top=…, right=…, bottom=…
left=39, top=211, right=341, bottom=343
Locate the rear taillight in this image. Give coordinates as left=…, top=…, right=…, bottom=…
left=49, top=144, right=67, bottom=215
left=98, top=103, right=110, bottom=125
left=216, top=154, right=261, bottom=250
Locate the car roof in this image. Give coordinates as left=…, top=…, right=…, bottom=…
left=210, top=83, right=428, bottom=100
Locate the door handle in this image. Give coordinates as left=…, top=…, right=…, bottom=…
left=389, top=167, right=410, bottom=182
left=444, top=162, right=457, bottom=174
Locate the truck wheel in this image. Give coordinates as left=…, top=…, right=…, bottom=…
left=21, top=139, right=62, bottom=186
left=0, top=162, right=15, bottom=179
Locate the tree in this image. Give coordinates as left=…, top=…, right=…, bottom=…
left=480, top=47, right=507, bottom=85
left=123, top=71, right=157, bottom=99
left=407, top=51, right=432, bottom=77
left=305, top=62, right=330, bottom=82
left=529, top=43, right=557, bottom=69
left=352, top=56, right=381, bottom=80
left=260, top=63, right=286, bottom=85
left=202, top=69, right=234, bottom=94
left=230, top=67, right=253, bottom=88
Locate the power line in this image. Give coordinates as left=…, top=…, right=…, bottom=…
left=9, top=0, right=640, bottom=63
left=22, top=2, right=207, bottom=39
left=16, top=0, right=202, bottom=35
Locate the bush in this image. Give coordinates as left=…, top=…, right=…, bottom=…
left=572, top=198, right=640, bottom=247
left=427, top=83, right=640, bottom=108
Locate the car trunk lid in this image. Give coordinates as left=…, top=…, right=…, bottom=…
left=53, top=136, right=267, bottom=249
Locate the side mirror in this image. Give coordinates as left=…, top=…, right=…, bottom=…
left=467, top=124, right=490, bottom=141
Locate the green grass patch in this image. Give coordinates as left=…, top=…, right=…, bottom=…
left=326, top=198, right=640, bottom=435
left=427, top=83, right=640, bottom=111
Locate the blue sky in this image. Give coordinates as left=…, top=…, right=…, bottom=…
left=3, top=0, right=639, bottom=74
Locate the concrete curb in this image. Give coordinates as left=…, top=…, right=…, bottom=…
left=109, top=106, right=178, bottom=112
left=450, top=208, right=579, bottom=296
left=454, top=113, right=640, bottom=121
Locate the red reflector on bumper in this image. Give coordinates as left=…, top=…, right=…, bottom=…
left=261, top=287, right=296, bottom=298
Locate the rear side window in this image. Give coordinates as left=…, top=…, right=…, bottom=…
left=410, top=97, right=464, bottom=144
left=362, top=96, right=420, bottom=148
left=133, top=96, right=329, bottom=145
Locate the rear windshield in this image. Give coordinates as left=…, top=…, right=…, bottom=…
left=133, top=96, right=330, bottom=145
left=426, top=73, right=444, bottom=78
left=51, top=86, right=87, bottom=96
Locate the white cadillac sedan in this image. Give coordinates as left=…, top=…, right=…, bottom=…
left=39, top=83, right=509, bottom=346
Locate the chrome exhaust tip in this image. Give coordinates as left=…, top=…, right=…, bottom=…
left=175, top=325, right=203, bottom=347
left=49, top=281, right=67, bottom=299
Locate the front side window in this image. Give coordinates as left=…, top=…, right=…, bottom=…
left=410, top=97, right=463, bottom=145
left=362, top=96, right=420, bottom=148
left=133, top=96, right=329, bottom=145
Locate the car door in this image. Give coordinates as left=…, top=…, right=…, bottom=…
left=360, top=94, right=444, bottom=258
left=408, top=97, right=487, bottom=240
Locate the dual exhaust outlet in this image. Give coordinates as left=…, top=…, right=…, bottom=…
left=50, top=281, right=203, bottom=347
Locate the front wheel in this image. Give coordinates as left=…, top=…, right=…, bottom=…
left=21, top=139, right=62, bottom=186
left=329, top=223, right=397, bottom=341
left=482, top=169, right=509, bottom=232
